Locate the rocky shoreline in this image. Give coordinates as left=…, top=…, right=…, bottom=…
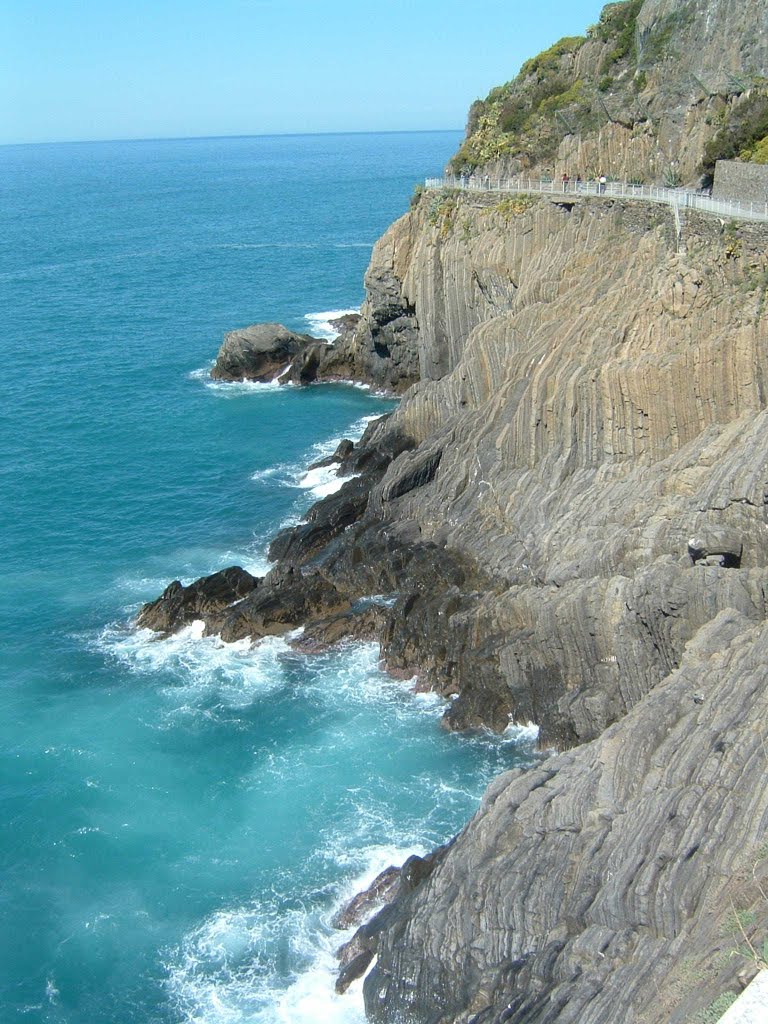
left=139, top=2, right=768, bottom=1018
left=139, top=183, right=768, bottom=1022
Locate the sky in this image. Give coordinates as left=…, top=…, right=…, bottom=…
left=2, top=0, right=607, bottom=145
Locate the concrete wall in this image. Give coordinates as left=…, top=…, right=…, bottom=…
left=716, top=970, right=768, bottom=1024
left=713, top=160, right=768, bottom=204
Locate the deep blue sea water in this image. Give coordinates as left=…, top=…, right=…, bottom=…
left=0, top=132, right=535, bottom=1024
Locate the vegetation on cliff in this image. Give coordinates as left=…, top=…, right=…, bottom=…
left=702, top=88, right=768, bottom=171
left=449, top=0, right=768, bottom=185
left=450, top=1, right=652, bottom=174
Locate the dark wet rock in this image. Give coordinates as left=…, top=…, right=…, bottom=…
left=211, top=323, right=316, bottom=382
left=278, top=341, right=333, bottom=385
left=217, top=567, right=349, bottom=643
left=335, top=950, right=374, bottom=994
left=334, top=845, right=452, bottom=994
left=398, top=852, right=444, bottom=893
left=290, top=604, right=387, bottom=653
left=333, top=866, right=401, bottom=930
left=379, top=446, right=443, bottom=504
left=337, top=425, right=416, bottom=476
left=307, top=439, right=355, bottom=472
left=267, top=429, right=419, bottom=568
left=268, top=475, right=374, bottom=567
left=136, top=567, right=259, bottom=634
left=329, top=312, right=361, bottom=336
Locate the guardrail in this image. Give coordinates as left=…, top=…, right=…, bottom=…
left=424, top=176, right=768, bottom=224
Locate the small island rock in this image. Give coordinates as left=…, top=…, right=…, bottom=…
left=211, top=323, right=316, bottom=382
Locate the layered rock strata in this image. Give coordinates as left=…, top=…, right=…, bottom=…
left=362, top=611, right=768, bottom=1024
left=142, top=184, right=768, bottom=1020
left=452, top=0, right=768, bottom=187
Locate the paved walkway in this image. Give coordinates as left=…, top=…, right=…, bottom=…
left=424, top=175, right=768, bottom=224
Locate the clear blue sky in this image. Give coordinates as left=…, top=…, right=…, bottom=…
left=2, top=0, right=607, bottom=145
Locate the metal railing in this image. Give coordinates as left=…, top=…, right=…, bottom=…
left=424, top=175, right=768, bottom=224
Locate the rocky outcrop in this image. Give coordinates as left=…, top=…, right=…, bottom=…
left=136, top=566, right=259, bottom=635
left=311, top=244, right=422, bottom=392
left=362, top=611, right=768, bottom=1024
left=142, top=51, right=768, bottom=1018
left=452, top=0, right=768, bottom=186
left=211, top=322, right=319, bottom=381
left=151, top=188, right=768, bottom=748
left=315, top=183, right=767, bottom=1019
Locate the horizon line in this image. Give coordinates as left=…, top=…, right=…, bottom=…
left=0, top=127, right=464, bottom=150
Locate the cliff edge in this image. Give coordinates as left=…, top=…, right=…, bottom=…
left=450, top=0, right=768, bottom=186
left=138, top=2, right=768, bottom=1020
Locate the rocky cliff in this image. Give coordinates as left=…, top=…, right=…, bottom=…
left=140, top=183, right=768, bottom=1020
left=451, top=0, right=768, bottom=186
left=138, top=3, right=768, bottom=1020
left=364, top=610, right=768, bottom=1024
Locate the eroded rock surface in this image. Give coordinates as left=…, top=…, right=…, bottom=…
left=363, top=612, right=768, bottom=1024
left=136, top=566, right=259, bottom=635
left=210, top=322, right=317, bottom=381
left=141, top=146, right=768, bottom=1022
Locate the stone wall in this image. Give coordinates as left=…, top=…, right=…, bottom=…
left=713, top=159, right=768, bottom=204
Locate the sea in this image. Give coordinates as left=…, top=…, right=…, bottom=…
left=0, top=131, right=536, bottom=1024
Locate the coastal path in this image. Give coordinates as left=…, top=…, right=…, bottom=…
left=425, top=175, right=768, bottom=224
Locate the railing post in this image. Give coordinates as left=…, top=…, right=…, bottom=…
left=421, top=172, right=767, bottom=223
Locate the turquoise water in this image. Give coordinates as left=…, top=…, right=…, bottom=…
left=0, top=133, right=535, bottom=1023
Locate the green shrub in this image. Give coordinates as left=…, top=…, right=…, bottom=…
left=500, top=99, right=529, bottom=134
left=519, top=35, right=586, bottom=80
left=663, top=166, right=683, bottom=187
left=692, top=992, right=738, bottom=1024
left=741, top=134, right=768, bottom=163
left=701, top=91, right=768, bottom=175
left=426, top=190, right=462, bottom=235
left=488, top=195, right=537, bottom=219
left=539, top=81, right=584, bottom=115
left=595, top=0, right=644, bottom=66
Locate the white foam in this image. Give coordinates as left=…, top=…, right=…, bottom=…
left=505, top=720, right=540, bottom=743
left=300, top=413, right=383, bottom=468
left=188, top=366, right=213, bottom=381
left=250, top=412, right=383, bottom=500
left=296, top=644, right=446, bottom=726
left=303, top=308, right=359, bottom=342
left=328, top=842, right=426, bottom=895
left=165, top=836, right=425, bottom=1024
left=94, top=624, right=293, bottom=713
left=147, top=634, right=535, bottom=1024
left=204, top=375, right=288, bottom=396
left=166, top=901, right=368, bottom=1024
left=296, top=465, right=355, bottom=499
